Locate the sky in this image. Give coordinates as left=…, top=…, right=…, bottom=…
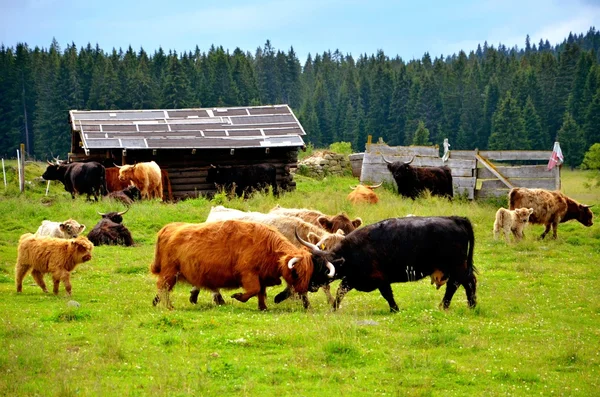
left=2, top=0, right=600, bottom=62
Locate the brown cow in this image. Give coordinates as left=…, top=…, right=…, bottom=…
left=493, top=207, right=534, bottom=242
left=150, top=220, right=338, bottom=310
left=117, top=161, right=163, bottom=200
left=105, top=167, right=131, bottom=192
left=508, top=187, right=594, bottom=239
left=15, top=234, right=94, bottom=296
left=347, top=183, right=383, bottom=204
left=269, top=205, right=362, bottom=234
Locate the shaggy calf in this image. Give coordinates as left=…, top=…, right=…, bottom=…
left=34, top=219, right=86, bottom=239
left=15, top=234, right=94, bottom=296
left=493, top=207, right=534, bottom=242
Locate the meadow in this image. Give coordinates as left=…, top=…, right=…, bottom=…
left=0, top=161, right=599, bottom=396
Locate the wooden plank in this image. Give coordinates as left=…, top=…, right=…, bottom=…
left=364, top=153, right=475, bottom=169
left=367, top=143, right=439, bottom=157
left=455, top=186, right=475, bottom=200
left=476, top=154, right=513, bottom=189
left=477, top=165, right=555, bottom=179
left=451, top=168, right=474, bottom=177
left=478, top=150, right=552, bottom=161
left=479, top=179, right=557, bottom=190
left=453, top=177, right=476, bottom=188
left=475, top=188, right=509, bottom=199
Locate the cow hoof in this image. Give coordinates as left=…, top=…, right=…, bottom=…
left=189, top=290, right=199, bottom=304
left=213, top=294, right=225, bottom=305
left=152, top=295, right=160, bottom=306
left=231, top=293, right=242, bottom=302
left=390, top=306, right=400, bottom=313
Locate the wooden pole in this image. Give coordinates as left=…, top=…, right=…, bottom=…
left=16, top=149, right=23, bottom=192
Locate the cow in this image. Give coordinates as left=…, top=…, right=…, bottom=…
left=493, top=207, right=534, bottom=243
left=105, top=167, right=131, bottom=192
left=269, top=205, right=362, bottom=234
left=116, top=161, right=163, bottom=200
left=34, top=219, right=86, bottom=239
left=15, top=234, right=94, bottom=296
left=42, top=161, right=107, bottom=201
left=105, top=185, right=141, bottom=206
left=87, top=209, right=134, bottom=246
left=150, top=220, right=339, bottom=311
left=207, top=164, right=278, bottom=198
left=347, top=182, right=383, bottom=204
left=508, top=187, right=594, bottom=239
left=299, top=216, right=477, bottom=313
left=200, top=206, right=346, bottom=307
left=382, top=156, right=453, bottom=199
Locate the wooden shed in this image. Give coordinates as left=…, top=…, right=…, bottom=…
left=68, top=105, right=306, bottom=200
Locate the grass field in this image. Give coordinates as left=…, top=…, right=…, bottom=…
left=0, top=161, right=598, bottom=396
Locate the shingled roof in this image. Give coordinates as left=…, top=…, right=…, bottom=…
left=69, top=105, right=306, bottom=154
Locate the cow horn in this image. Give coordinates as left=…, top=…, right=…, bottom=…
left=113, top=163, right=123, bottom=168
left=404, top=156, right=415, bottom=165
left=117, top=207, right=129, bottom=216
left=382, top=155, right=393, bottom=164
left=288, top=257, right=300, bottom=269
left=369, top=182, right=383, bottom=189
left=584, top=204, right=594, bottom=208
left=325, top=261, right=335, bottom=278
left=349, top=185, right=357, bottom=190
left=97, top=211, right=106, bottom=216
left=295, top=228, right=320, bottom=252
left=46, top=160, right=54, bottom=166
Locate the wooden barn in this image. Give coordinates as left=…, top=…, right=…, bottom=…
left=68, top=105, right=306, bottom=200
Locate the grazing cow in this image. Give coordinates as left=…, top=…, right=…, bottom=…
left=15, top=234, right=93, bottom=296
left=106, top=185, right=141, bottom=206
left=150, top=220, right=338, bottom=310
left=42, top=161, right=107, bottom=201
left=207, top=164, right=279, bottom=198
left=34, top=219, right=86, bottom=239
left=200, top=206, right=346, bottom=307
left=87, top=209, right=134, bottom=246
left=383, top=156, right=453, bottom=199
left=493, top=207, right=534, bottom=242
left=300, top=216, right=477, bottom=312
left=269, top=205, right=362, bottom=234
left=105, top=167, right=131, bottom=192
left=117, top=161, right=163, bottom=200
left=508, top=187, right=594, bottom=239
left=347, top=183, right=383, bottom=204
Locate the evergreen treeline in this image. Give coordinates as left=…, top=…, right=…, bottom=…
left=2, top=29, right=600, bottom=167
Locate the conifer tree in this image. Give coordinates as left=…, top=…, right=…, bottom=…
left=412, top=120, right=431, bottom=145
left=488, top=91, right=529, bottom=150
left=522, top=96, right=546, bottom=150
left=558, top=111, right=586, bottom=168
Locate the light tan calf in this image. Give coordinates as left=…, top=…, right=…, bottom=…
left=493, top=207, right=534, bottom=242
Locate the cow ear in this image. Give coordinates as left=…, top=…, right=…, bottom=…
left=307, top=232, right=320, bottom=244
left=78, top=224, right=86, bottom=233
left=352, top=218, right=363, bottom=228
left=317, top=216, right=333, bottom=230
left=59, top=223, right=66, bottom=231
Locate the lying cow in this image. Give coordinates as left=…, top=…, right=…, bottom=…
left=117, top=161, right=163, bottom=200
left=493, top=207, right=534, bottom=243
left=15, top=234, right=94, bottom=296
left=34, top=219, right=86, bottom=239
left=302, top=216, right=477, bottom=312
left=269, top=205, right=362, bottom=234
left=105, top=185, right=141, bottom=206
left=200, top=206, right=346, bottom=307
left=383, top=156, right=453, bottom=199
left=87, top=209, right=134, bottom=246
left=347, top=183, right=382, bottom=204
left=508, top=187, right=594, bottom=239
left=151, top=220, right=338, bottom=310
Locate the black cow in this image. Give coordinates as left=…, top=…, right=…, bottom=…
left=383, top=156, right=453, bottom=199
left=105, top=185, right=141, bottom=206
left=207, top=164, right=279, bottom=197
left=297, top=216, right=477, bottom=312
left=87, top=209, right=134, bottom=246
left=42, top=161, right=107, bottom=201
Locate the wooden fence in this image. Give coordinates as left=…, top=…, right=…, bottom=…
left=359, top=143, right=560, bottom=200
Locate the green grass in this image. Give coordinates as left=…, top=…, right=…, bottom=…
left=0, top=162, right=599, bottom=395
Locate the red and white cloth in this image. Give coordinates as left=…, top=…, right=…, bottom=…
left=547, top=142, right=564, bottom=171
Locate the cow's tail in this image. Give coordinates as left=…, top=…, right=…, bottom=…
left=507, top=188, right=518, bottom=210
left=457, top=217, right=476, bottom=276
left=150, top=243, right=162, bottom=275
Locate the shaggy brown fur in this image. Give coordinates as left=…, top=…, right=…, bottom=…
left=347, top=184, right=380, bottom=204
left=151, top=220, right=316, bottom=310
left=15, top=234, right=94, bottom=295
left=118, top=161, right=163, bottom=200
left=493, top=207, right=534, bottom=242
left=269, top=205, right=362, bottom=234
left=508, top=187, right=594, bottom=239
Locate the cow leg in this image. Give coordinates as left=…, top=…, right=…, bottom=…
left=333, top=279, right=353, bottom=311
left=257, top=285, right=268, bottom=311
left=231, top=274, right=261, bottom=305
left=322, top=284, right=335, bottom=305
left=212, top=290, right=225, bottom=305
left=189, top=287, right=200, bottom=304
left=274, top=286, right=293, bottom=304
left=462, top=274, right=477, bottom=308
left=15, top=263, right=31, bottom=293
left=153, top=273, right=178, bottom=309
left=30, top=270, right=48, bottom=293
left=540, top=223, right=552, bottom=239
left=440, top=279, right=460, bottom=309
left=378, top=283, right=399, bottom=313
left=298, top=293, right=310, bottom=309
left=551, top=221, right=559, bottom=239
left=60, top=273, right=73, bottom=296
left=52, top=276, right=61, bottom=295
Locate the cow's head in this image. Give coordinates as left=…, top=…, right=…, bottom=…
left=514, top=207, right=534, bottom=224
left=383, top=156, right=414, bottom=180
left=317, top=213, right=362, bottom=234
left=307, top=229, right=345, bottom=251
left=348, top=183, right=382, bottom=204
left=579, top=204, right=595, bottom=227
left=97, top=207, right=129, bottom=224
left=60, top=219, right=86, bottom=238
left=116, top=164, right=136, bottom=182
left=122, top=185, right=141, bottom=201
left=42, top=162, right=67, bottom=181
left=70, top=237, right=94, bottom=263
left=294, top=229, right=344, bottom=292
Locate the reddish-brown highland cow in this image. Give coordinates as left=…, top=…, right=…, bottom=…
left=347, top=183, right=383, bottom=204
